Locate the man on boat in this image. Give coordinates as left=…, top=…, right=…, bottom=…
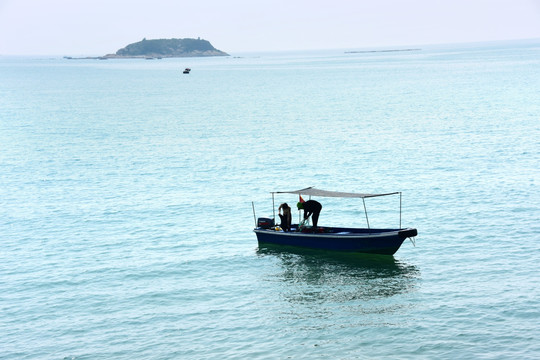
left=278, top=203, right=292, bottom=231
left=297, top=200, right=322, bottom=228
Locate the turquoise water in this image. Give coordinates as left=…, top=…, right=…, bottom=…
left=1, top=39, right=539, bottom=359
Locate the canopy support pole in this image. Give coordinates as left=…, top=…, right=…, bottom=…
left=362, top=198, right=370, bottom=229
left=399, top=192, right=402, bottom=229
left=252, top=201, right=257, bottom=226
left=272, top=193, right=275, bottom=221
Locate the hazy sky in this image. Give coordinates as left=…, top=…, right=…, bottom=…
left=1, top=0, right=539, bottom=55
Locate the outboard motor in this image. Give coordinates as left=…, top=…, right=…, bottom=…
left=257, top=217, right=274, bottom=229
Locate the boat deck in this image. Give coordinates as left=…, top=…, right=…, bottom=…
left=279, top=225, right=403, bottom=235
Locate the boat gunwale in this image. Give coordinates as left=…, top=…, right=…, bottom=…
left=253, top=227, right=415, bottom=239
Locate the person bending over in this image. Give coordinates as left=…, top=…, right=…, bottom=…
left=297, top=200, right=322, bottom=227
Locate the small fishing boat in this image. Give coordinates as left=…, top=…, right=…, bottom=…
left=253, top=187, right=417, bottom=255
left=183, top=68, right=191, bottom=74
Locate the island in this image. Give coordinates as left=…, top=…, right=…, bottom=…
left=65, top=37, right=229, bottom=59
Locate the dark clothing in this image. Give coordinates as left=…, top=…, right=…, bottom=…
left=302, top=200, right=322, bottom=227
left=279, top=213, right=291, bottom=231
left=278, top=203, right=292, bottom=231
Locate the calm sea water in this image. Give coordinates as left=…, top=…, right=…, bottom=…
left=1, top=39, right=539, bottom=359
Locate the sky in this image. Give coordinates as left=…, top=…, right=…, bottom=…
left=1, top=0, right=539, bottom=55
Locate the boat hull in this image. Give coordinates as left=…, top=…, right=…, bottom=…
left=254, top=226, right=417, bottom=255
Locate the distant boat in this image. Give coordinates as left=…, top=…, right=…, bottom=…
left=183, top=68, right=191, bottom=74
left=253, top=187, right=417, bottom=255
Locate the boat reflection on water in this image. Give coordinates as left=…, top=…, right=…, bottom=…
left=256, top=244, right=420, bottom=303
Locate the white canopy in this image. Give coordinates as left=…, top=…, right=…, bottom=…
left=273, top=187, right=399, bottom=199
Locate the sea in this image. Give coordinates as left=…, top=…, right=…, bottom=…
left=1, top=39, right=539, bottom=359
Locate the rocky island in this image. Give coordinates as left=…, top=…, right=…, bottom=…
left=66, top=38, right=229, bottom=59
